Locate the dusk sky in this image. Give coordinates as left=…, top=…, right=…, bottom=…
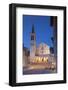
left=23, top=15, right=53, bottom=49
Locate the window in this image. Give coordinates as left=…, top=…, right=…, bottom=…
left=31, top=36, right=34, bottom=40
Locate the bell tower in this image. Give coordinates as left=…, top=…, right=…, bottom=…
left=30, top=25, right=36, bottom=60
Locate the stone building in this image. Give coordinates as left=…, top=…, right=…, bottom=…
left=23, top=24, right=56, bottom=67
left=23, top=46, right=30, bottom=67
left=30, top=25, right=55, bottom=64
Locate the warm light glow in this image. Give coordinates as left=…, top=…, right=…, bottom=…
left=31, top=56, right=49, bottom=63
left=43, top=57, right=48, bottom=62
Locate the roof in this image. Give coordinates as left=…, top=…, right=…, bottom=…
left=38, top=43, right=50, bottom=48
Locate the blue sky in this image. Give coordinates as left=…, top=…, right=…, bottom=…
left=23, top=15, right=53, bottom=49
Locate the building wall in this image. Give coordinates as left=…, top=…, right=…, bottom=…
left=23, top=49, right=29, bottom=67
left=36, top=43, right=50, bottom=55
left=30, top=26, right=36, bottom=59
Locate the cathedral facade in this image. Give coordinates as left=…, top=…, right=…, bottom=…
left=30, top=25, right=55, bottom=64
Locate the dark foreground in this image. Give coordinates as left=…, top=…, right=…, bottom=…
left=23, top=62, right=57, bottom=75
left=23, top=69, right=56, bottom=75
